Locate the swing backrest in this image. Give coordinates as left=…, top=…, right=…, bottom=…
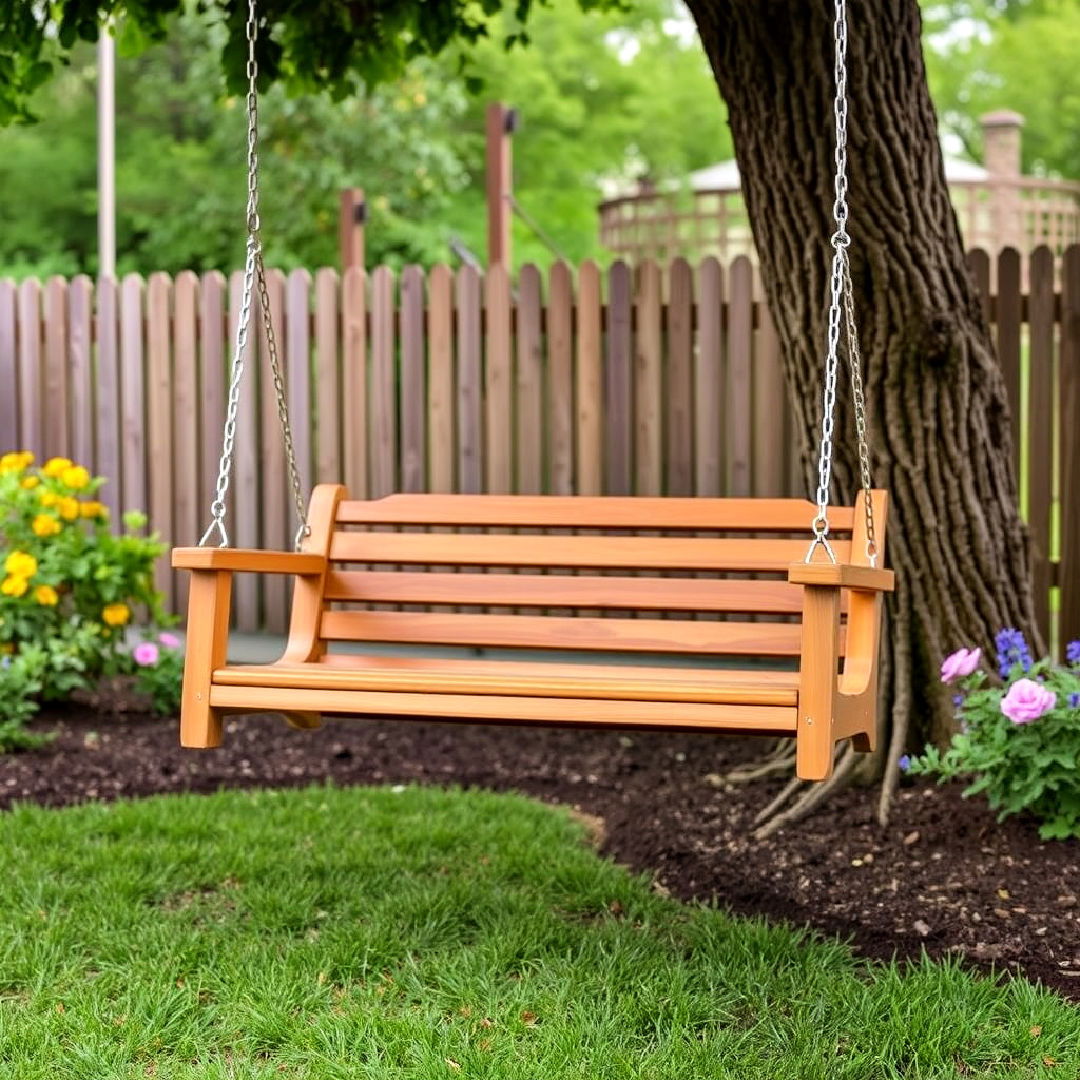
left=298, top=490, right=885, bottom=664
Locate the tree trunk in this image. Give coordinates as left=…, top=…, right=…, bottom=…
left=683, top=0, right=1039, bottom=761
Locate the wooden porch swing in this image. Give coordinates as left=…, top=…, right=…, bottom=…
left=172, top=0, right=893, bottom=783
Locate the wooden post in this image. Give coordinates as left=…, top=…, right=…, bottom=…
left=486, top=103, right=514, bottom=268
left=339, top=188, right=366, bottom=273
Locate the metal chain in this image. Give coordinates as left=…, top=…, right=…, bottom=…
left=199, top=0, right=309, bottom=550
left=807, top=0, right=878, bottom=566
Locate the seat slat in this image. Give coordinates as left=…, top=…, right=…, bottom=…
left=214, top=657, right=799, bottom=706
left=323, top=570, right=808, bottom=614
left=209, top=684, right=798, bottom=733
left=318, top=610, right=826, bottom=656
left=335, top=494, right=855, bottom=532
left=329, top=532, right=851, bottom=572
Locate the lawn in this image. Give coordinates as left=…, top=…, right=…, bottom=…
left=0, top=784, right=1076, bottom=1078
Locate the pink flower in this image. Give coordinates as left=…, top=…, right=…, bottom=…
left=133, top=642, right=160, bottom=667
left=158, top=632, right=181, bottom=649
left=1000, top=678, right=1056, bottom=724
left=940, top=647, right=982, bottom=683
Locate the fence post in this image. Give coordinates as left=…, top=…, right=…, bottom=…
left=339, top=188, right=366, bottom=273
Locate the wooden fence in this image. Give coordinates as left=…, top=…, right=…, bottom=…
left=1, top=248, right=1078, bottom=653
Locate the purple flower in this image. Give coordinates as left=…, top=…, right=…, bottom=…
left=995, top=628, right=1032, bottom=678
left=1000, top=678, right=1056, bottom=724
left=1068, top=693, right=1080, bottom=710
left=1067, top=640, right=1080, bottom=666
left=952, top=694, right=965, bottom=707
left=133, top=642, right=159, bottom=667
left=158, top=632, right=181, bottom=649
left=898, top=754, right=912, bottom=772
left=941, top=647, right=981, bottom=683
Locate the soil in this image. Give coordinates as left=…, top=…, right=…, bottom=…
left=4, top=707, right=1079, bottom=1001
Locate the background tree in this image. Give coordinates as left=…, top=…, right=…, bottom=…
left=1, top=0, right=1041, bottom=823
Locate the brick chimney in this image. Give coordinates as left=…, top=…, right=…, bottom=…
left=981, top=110, right=1024, bottom=178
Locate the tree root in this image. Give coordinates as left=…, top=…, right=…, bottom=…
left=753, top=747, right=857, bottom=841
left=877, top=608, right=912, bottom=827
left=751, top=773, right=802, bottom=825
left=725, top=744, right=797, bottom=785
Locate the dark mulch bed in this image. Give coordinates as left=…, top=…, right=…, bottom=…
left=4, top=707, right=1079, bottom=1000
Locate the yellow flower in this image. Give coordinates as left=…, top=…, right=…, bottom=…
left=57, top=497, right=80, bottom=522
left=0, top=451, right=28, bottom=473
left=39, top=491, right=58, bottom=508
left=3, top=552, right=37, bottom=579
left=21, top=475, right=40, bottom=489
left=32, top=514, right=62, bottom=538
left=79, top=501, right=106, bottom=519
left=42, top=457, right=73, bottom=478
left=1, top=576, right=28, bottom=598
left=60, top=465, right=90, bottom=490
left=102, top=603, right=131, bottom=627
left=34, top=584, right=59, bottom=607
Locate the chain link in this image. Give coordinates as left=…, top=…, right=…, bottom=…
left=807, top=0, right=878, bottom=566
left=199, top=0, right=309, bottom=550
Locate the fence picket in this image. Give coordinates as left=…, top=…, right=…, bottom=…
left=259, top=269, right=288, bottom=632
left=1028, top=246, right=1055, bottom=644
left=696, top=258, right=723, bottom=496
left=119, top=275, right=146, bottom=523
left=198, top=272, right=226, bottom=526
left=1060, top=246, right=1080, bottom=651
left=427, top=265, right=454, bottom=493
left=43, top=278, right=69, bottom=457
left=667, top=258, right=694, bottom=497
left=68, top=276, right=95, bottom=469
left=0, top=281, right=16, bottom=448
left=96, top=277, right=122, bottom=527
left=996, top=248, right=1023, bottom=469
left=485, top=264, right=513, bottom=495
left=754, top=292, right=787, bottom=498
left=605, top=261, right=633, bottom=496
left=341, top=267, right=368, bottom=499
left=516, top=264, right=543, bottom=495
left=727, top=256, right=753, bottom=496
left=634, top=260, right=662, bottom=496
left=17, top=279, right=42, bottom=459
left=286, top=268, right=313, bottom=497
left=315, top=268, right=341, bottom=485
left=146, top=273, right=173, bottom=607
left=400, top=265, right=426, bottom=494
left=456, top=265, right=483, bottom=495
left=172, top=272, right=200, bottom=611
left=230, top=270, right=260, bottom=631
left=547, top=262, right=574, bottom=496
left=576, top=261, right=603, bottom=495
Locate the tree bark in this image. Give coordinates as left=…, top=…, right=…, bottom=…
left=683, top=0, right=1039, bottom=760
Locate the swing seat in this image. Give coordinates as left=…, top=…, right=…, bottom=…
left=172, top=485, right=891, bottom=781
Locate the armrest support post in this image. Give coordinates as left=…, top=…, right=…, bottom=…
left=795, top=584, right=842, bottom=781
left=180, top=570, right=233, bottom=748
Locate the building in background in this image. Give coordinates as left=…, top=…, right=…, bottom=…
left=598, top=112, right=1080, bottom=263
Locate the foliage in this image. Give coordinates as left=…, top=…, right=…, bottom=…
left=1, top=1, right=629, bottom=126
left=923, top=0, right=1080, bottom=180
left=0, top=450, right=169, bottom=706
left=130, top=633, right=184, bottom=716
left=0, top=1, right=717, bottom=274
left=0, top=647, right=51, bottom=751
left=0, top=783, right=1078, bottom=1074
left=906, top=632, right=1080, bottom=840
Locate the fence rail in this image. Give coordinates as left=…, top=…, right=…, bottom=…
left=2, top=247, right=1078, bottom=654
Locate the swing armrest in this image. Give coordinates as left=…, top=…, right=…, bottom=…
left=787, top=563, right=894, bottom=592
left=172, top=548, right=326, bottom=575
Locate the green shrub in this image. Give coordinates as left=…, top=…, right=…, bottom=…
left=130, top=633, right=184, bottom=716
left=1, top=450, right=173, bottom=742
left=906, top=632, right=1080, bottom=840
left=0, top=646, right=51, bottom=750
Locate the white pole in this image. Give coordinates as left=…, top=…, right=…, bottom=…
left=97, top=26, right=116, bottom=278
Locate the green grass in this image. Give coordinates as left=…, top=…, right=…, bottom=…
left=0, top=785, right=1076, bottom=1078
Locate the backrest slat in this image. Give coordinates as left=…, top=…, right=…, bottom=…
left=320, top=610, right=822, bottom=657
left=335, top=494, right=855, bottom=532
left=324, top=570, right=808, bottom=614
left=329, top=533, right=851, bottom=572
